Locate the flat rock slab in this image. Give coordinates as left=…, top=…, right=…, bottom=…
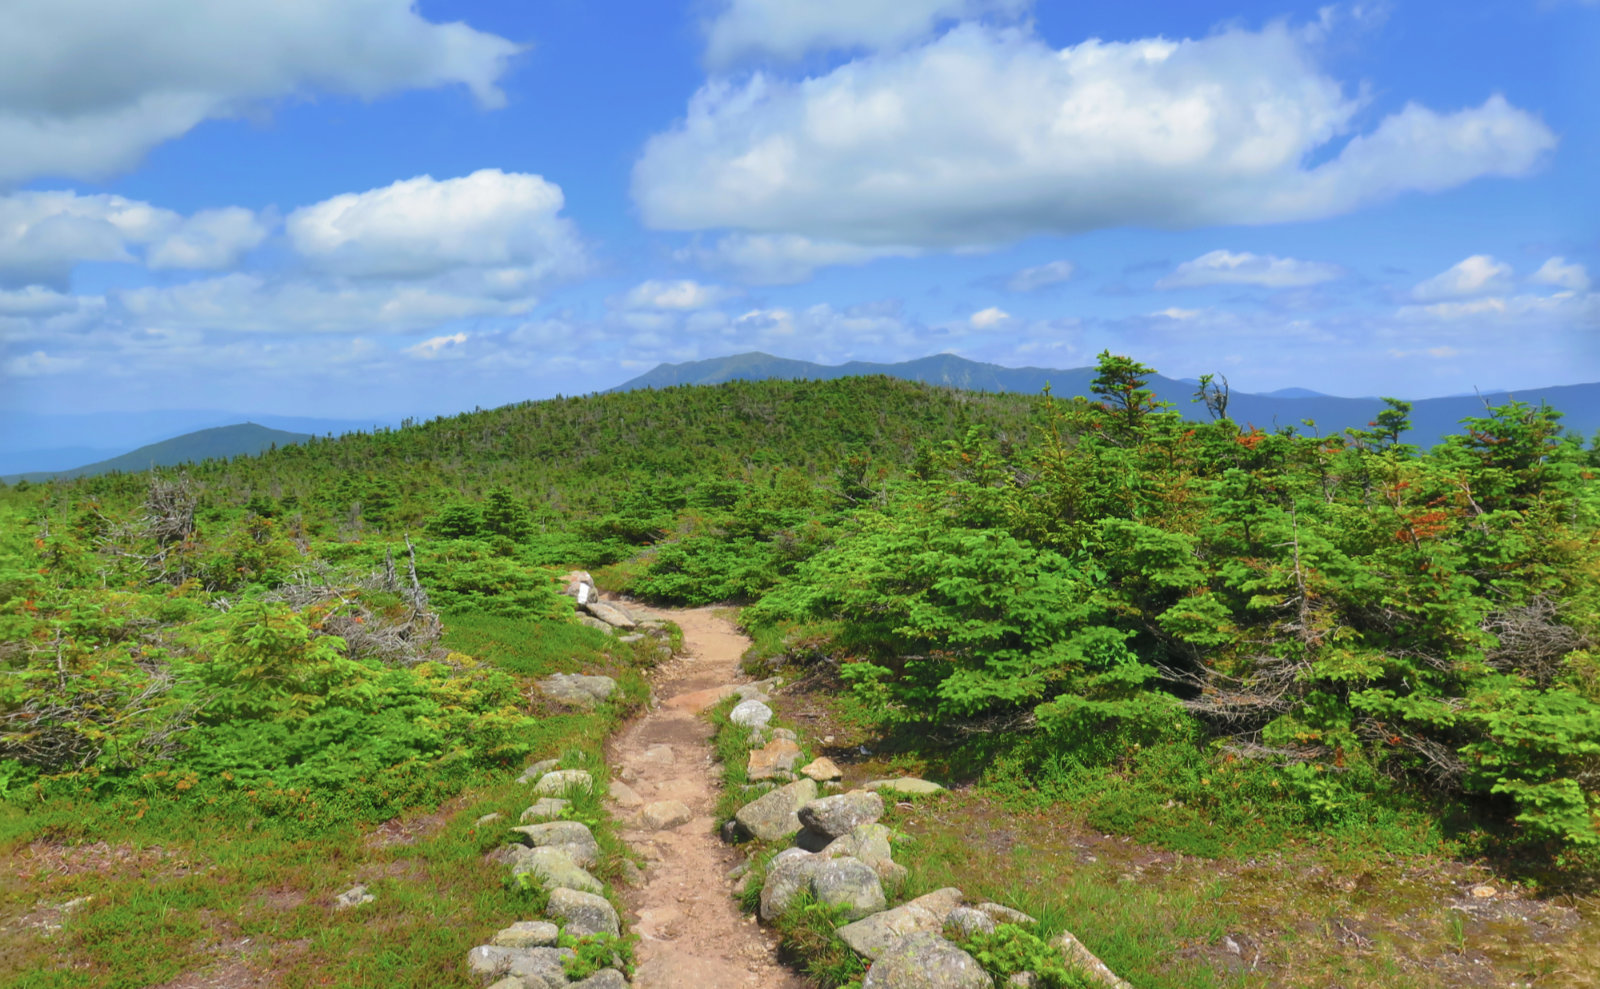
left=861, top=931, right=989, bottom=989
left=733, top=777, right=817, bottom=842
left=665, top=684, right=738, bottom=713
left=536, top=673, right=617, bottom=709
left=510, top=820, right=600, bottom=869
left=546, top=887, right=620, bottom=938
left=836, top=887, right=966, bottom=960
left=747, top=738, right=802, bottom=780
left=584, top=600, right=637, bottom=629
left=640, top=800, right=693, bottom=830
left=510, top=846, right=604, bottom=894
left=862, top=777, right=945, bottom=797
left=492, top=921, right=560, bottom=948
left=532, top=769, right=594, bottom=797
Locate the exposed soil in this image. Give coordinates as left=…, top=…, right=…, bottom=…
left=607, top=605, right=806, bottom=989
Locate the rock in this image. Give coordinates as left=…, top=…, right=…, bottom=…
left=836, top=888, right=965, bottom=960
left=800, top=757, right=843, bottom=782
left=733, top=777, right=818, bottom=842
left=1050, top=932, right=1132, bottom=988
left=821, top=822, right=906, bottom=882
left=510, top=820, right=600, bottom=869
left=577, top=615, right=614, bottom=633
left=799, top=791, right=884, bottom=840
left=726, top=861, right=750, bottom=881
left=569, top=970, right=628, bottom=989
left=975, top=902, right=1038, bottom=926
left=862, top=778, right=945, bottom=797
left=545, top=887, right=621, bottom=938
left=946, top=906, right=996, bottom=938
left=772, top=728, right=798, bottom=742
left=532, top=769, right=594, bottom=797
left=475, top=812, right=506, bottom=827
left=639, top=744, right=675, bottom=767
left=608, top=780, right=644, bottom=809
left=465, top=945, right=571, bottom=988
left=747, top=738, right=803, bottom=780
left=510, top=846, right=604, bottom=894
left=735, top=681, right=775, bottom=701
left=486, top=979, right=522, bottom=989
left=809, top=857, right=887, bottom=921
left=560, top=570, right=596, bottom=600
left=746, top=728, right=771, bottom=747
left=492, top=921, right=560, bottom=948
left=1007, top=974, right=1037, bottom=987
left=665, top=685, right=738, bottom=713
left=730, top=699, right=773, bottom=728
left=618, top=633, right=644, bottom=644
left=536, top=673, right=617, bottom=710
left=333, top=884, right=373, bottom=909
left=619, top=860, right=646, bottom=886
left=860, top=931, right=990, bottom=989
left=758, top=848, right=819, bottom=921
left=485, top=845, right=525, bottom=867
left=519, top=758, right=561, bottom=782
left=583, top=600, right=636, bottom=629
left=640, top=800, right=693, bottom=830
left=519, top=799, right=570, bottom=823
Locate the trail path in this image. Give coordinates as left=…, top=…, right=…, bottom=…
left=607, top=605, right=806, bottom=989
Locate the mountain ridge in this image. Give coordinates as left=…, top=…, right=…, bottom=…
left=3, top=423, right=313, bottom=484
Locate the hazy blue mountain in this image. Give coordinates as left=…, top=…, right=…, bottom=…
left=612, top=352, right=1600, bottom=450
left=4, top=424, right=312, bottom=483
left=0, top=410, right=395, bottom=461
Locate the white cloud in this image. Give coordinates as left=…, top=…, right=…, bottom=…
left=1397, top=290, right=1598, bottom=325
left=1410, top=254, right=1514, bottom=301
left=685, top=232, right=920, bottom=284
left=635, top=23, right=1555, bottom=251
left=620, top=279, right=734, bottom=310
left=405, top=331, right=469, bottom=359
left=4, top=350, right=84, bottom=376
left=970, top=306, right=1009, bottom=329
left=704, top=0, right=1028, bottom=67
left=287, top=169, right=585, bottom=283
left=0, top=0, right=520, bottom=185
left=1153, top=307, right=1202, bottom=321
left=1157, top=249, right=1344, bottom=289
left=1530, top=256, right=1591, bottom=292
left=1006, top=259, right=1075, bottom=292
left=146, top=207, right=270, bottom=270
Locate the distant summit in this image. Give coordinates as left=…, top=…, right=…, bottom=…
left=613, top=352, right=1600, bottom=450
left=4, top=423, right=312, bottom=483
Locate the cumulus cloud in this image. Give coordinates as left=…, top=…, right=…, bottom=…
left=146, top=207, right=270, bottom=271
left=635, top=23, right=1555, bottom=252
left=684, top=232, right=920, bottom=284
left=1157, top=249, right=1344, bottom=289
left=287, top=169, right=585, bottom=283
left=1530, top=256, right=1591, bottom=292
left=0, top=0, right=520, bottom=185
left=703, top=0, right=1028, bottom=67
left=4, top=349, right=84, bottom=376
left=1006, top=260, right=1075, bottom=292
left=620, top=279, right=734, bottom=310
left=1410, top=255, right=1514, bottom=301
left=405, top=331, right=469, bottom=359
left=970, top=306, right=1009, bottom=329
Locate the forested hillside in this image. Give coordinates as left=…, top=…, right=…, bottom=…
left=3, top=356, right=1599, bottom=937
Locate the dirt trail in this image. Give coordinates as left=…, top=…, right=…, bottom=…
left=607, top=605, right=806, bottom=989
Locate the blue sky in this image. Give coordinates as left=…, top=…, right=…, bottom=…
left=0, top=0, right=1595, bottom=419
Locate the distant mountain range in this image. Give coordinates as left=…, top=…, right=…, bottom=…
left=614, top=352, right=1600, bottom=450
left=3, top=424, right=312, bottom=483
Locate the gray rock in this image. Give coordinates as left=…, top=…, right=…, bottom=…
left=1051, top=931, right=1133, bottom=988
left=518, top=758, right=561, bottom=783
left=510, top=846, right=604, bottom=894
left=976, top=902, right=1038, bottom=927
left=821, top=822, right=906, bottom=883
left=532, top=769, right=594, bottom=798
left=583, top=600, right=636, bottom=629
left=475, top=812, right=506, bottom=827
left=733, top=777, right=818, bottom=842
left=946, top=906, right=996, bottom=938
left=609, top=780, right=644, bottom=809
left=510, top=820, right=600, bottom=868
left=576, top=615, right=614, bottom=633
left=861, top=931, right=989, bottom=989
left=492, top=920, right=560, bottom=948
left=618, top=633, right=644, bottom=644
left=619, top=860, right=646, bottom=886
left=862, top=777, right=945, bottom=797
left=333, top=884, right=373, bottom=909
left=730, top=699, right=773, bottom=728
left=1006, top=974, right=1037, bottom=988
left=746, top=728, right=771, bottom=747
left=799, top=791, right=885, bottom=840
left=465, top=945, right=572, bottom=988
left=640, top=800, right=693, bottom=830
left=519, top=798, right=570, bottom=823
left=836, top=888, right=965, bottom=960
left=536, top=673, right=617, bottom=710
left=569, top=970, right=628, bottom=989
left=546, top=887, right=620, bottom=938
left=809, top=857, right=886, bottom=921
left=560, top=571, right=596, bottom=600
left=772, top=728, right=798, bottom=741
left=758, top=848, right=819, bottom=921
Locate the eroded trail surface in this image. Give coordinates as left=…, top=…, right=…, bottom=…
left=607, top=606, right=806, bottom=989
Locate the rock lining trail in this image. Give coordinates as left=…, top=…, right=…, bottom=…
left=607, top=605, right=807, bottom=989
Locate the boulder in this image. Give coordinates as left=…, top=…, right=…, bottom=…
left=532, top=769, right=594, bottom=798
left=945, top=906, right=996, bottom=938
left=809, top=857, right=886, bottom=921
left=732, top=778, right=817, bottom=842
left=560, top=571, right=596, bottom=600
left=583, top=600, right=636, bottom=629
left=730, top=699, right=773, bottom=728
left=491, top=921, right=559, bottom=948
left=1051, top=932, right=1132, bottom=988
left=546, top=887, right=621, bottom=938
left=510, top=846, right=604, bottom=894
left=836, top=888, right=965, bottom=960
left=576, top=615, right=614, bottom=633
left=799, top=791, right=884, bottom=841
left=519, top=799, right=570, bottom=823
left=862, top=778, right=945, bottom=797
left=821, top=822, right=906, bottom=882
left=747, top=738, right=803, bottom=781
left=465, top=945, right=571, bottom=988
left=608, top=780, right=644, bottom=809
left=640, top=800, right=693, bottom=831
left=536, top=674, right=617, bottom=710
left=475, top=812, right=505, bottom=828
left=510, top=820, right=600, bottom=869
left=976, top=902, right=1038, bottom=926
left=861, top=931, right=989, bottom=989
left=800, top=757, right=843, bottom=782
left=518, top=758, right=561, bottom=784
left=758, top=848, right=819, bottom=921
left=569, top=971, right=628, bottom=989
